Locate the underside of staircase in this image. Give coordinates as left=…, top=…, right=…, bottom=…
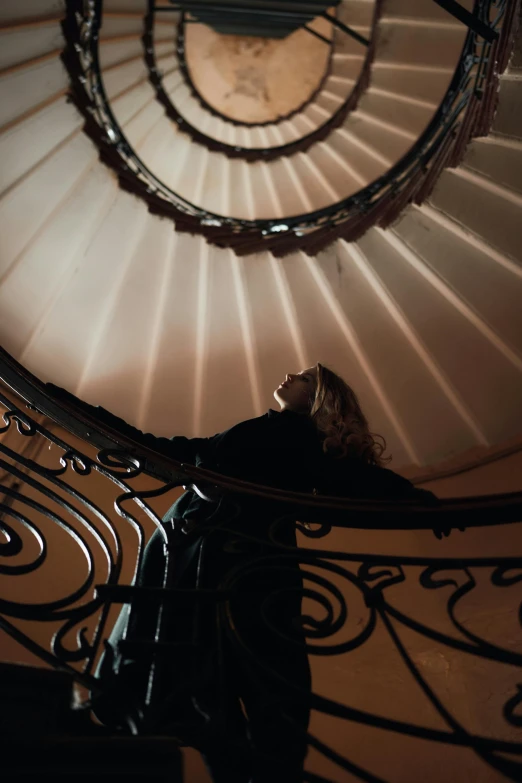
left=0, top=1, right=521, bottom=473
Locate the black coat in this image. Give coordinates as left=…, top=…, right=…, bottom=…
left=47, top=382, right=436, bottom=516
left=47, top=385, right=439, bottom=583
left=48, top=385, right=438, bottom=755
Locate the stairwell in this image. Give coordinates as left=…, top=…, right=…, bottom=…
left=0, top=0, right=521, bottom=474
left=0, top=1, right=522, bottom=780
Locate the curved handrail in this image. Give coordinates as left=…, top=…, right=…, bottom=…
left=146, top=4, right=381, bottom=163
left=2, top=345, right=522, bottom=771
left=60, top=0, right=513, bottom=255
left=2, top=346, right=522, bottom=530
left=173, top=6, right=340, bottom=130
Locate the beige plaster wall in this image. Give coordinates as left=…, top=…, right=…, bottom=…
left=418, top=448, right=522, bottom=498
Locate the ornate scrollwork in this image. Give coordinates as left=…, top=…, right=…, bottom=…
left=0, top=506, right=46, bottom=574
left=1, top=407, right=36, bottom=436
left=504, top=685, right=522, bottom=727
left=0, top=385, right=174, bottom=682
left=1, top=348, right=522, bottom=780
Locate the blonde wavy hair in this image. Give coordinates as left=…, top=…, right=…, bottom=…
left=309, top=363, right=390, bottom=466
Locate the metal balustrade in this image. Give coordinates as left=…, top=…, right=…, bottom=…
left=59, top=0, right=513, bottom=256
left=1, top=346, right=522, bottom=780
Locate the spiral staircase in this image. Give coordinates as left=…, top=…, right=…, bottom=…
left=0, top=0, right=521, bottom=477
left=1, top=2, right=522, bottom=780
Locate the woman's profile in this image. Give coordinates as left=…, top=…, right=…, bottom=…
left=47, top=363, right=438, bottom=782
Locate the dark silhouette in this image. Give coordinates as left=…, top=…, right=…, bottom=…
left=47, top=363, right=437, bottom=782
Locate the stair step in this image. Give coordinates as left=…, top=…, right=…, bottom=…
left=104, top=0, right=148, bottom=12
left=0, top=662, right=74, bottom=737
left=493, top=74, right=522, bottom=140
left=1, top=736, right=182, bottom=782
left=0, top=1, right=62, bottom=25
left=99, top=36, right=143, bottom=70
left=381, top=0, right=466, bottom=23
left=464, top=135, right=522, bottom=197
left=359, top=89, right=436, bottom=136
left=376, top=17, right=468, bottom=70
left=429, top=167, right=522, bottom=264
left=338, top=0, right=375, bottom=27
left=100, top=14, right=144, bottom=38
left=371, top=62, right=453, bottom=105
left=394, top=204, right=522, bottom=357
left=0, top=663, right=183, bottom=780
left=0, top=95, right=82, bottom=197
left=0, top=55, right=68, bottom=131
left=0, top=131, right=97, bottom=273
left=0, top=164, right=117, bottom=361
left=510, top=11, right=522, bottom=71
left=0, top=19, right=64, bottom=72
left=102, top=57, right=148, bottom=101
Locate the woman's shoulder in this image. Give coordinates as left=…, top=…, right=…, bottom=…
left=226, top=409, right=318, bottom=440
left=320, top=455, right=438, bottom=502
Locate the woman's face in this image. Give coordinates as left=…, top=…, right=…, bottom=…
left=273, top=367, right=317, bottom=413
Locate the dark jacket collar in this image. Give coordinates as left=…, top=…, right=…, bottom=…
left=267, top=408, right=310, bottom=420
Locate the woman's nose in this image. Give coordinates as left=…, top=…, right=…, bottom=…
left=286, top=373, right=293, bottom=382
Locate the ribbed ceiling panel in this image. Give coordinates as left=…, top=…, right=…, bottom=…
left=0, top=0, right=521, bottom=475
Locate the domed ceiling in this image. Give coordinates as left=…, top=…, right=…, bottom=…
left=0, top=0, right=521, bottom=474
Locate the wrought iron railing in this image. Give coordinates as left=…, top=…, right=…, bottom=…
left=1, top=346, right=522, bottom=780
left=60, top=0, right=515, bottom=256
left=149, top=1, right=378, bottom=163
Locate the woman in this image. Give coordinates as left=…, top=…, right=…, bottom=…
left=47, top=364, right=437, bottom=782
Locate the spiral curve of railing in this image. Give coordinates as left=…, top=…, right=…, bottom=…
left=60, top=0, right=517, bottom=257
left=1, top=345, right=522, bottom=780
left=145, top=3, right=380, bottom=162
